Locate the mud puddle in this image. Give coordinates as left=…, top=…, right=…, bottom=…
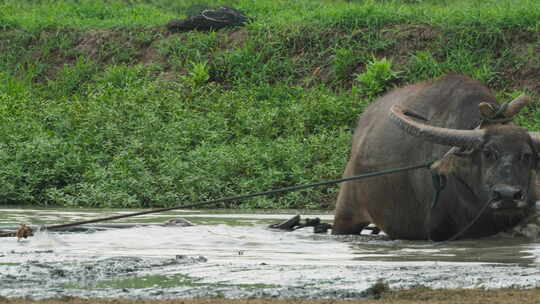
left=0, top=208, right=539, bottom=299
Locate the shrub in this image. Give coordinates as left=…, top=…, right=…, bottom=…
left=354, top=56, right=400, bottom=98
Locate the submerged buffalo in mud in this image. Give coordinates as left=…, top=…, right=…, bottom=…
left=333, top=75, right=539, bottom=241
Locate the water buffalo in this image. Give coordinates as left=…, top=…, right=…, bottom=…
left=333, top=75, right=539, bottom=241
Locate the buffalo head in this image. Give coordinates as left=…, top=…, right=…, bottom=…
left=389, top=95, right=539, bottom=217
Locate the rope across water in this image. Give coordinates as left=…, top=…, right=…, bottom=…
left=0, top=161, right=434, bottom=238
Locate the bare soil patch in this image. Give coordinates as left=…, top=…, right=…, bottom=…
left=221, top=28, right=249, bottom=49
left=75, top=29, right=116, bottom=58
left=1, top=289, right=539, bottom=304
left=381, top=24, right=441, bottom=66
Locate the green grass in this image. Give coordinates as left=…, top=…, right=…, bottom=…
left=1, top=0, right=540, bottom=208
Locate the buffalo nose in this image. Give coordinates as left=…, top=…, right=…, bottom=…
left=492, top=185, right=523, bottom=201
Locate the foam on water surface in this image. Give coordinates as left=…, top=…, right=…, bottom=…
left=1, top=208, right=539, bottom=299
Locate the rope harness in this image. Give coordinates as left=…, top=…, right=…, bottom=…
left=0, top=155, right=499, bottom=243
left=1, top=161, right=436, bottom=238
left=427, top=100, right=518, bottom=244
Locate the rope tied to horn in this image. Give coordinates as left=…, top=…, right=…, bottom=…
left=479, top=94, right=530, bottom=124
left=478, top=102, right=513, bottom=124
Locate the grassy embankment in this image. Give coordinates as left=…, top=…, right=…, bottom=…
left=1, top=0, right=540, bottom=209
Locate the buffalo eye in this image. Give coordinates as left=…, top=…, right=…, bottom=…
left=483, top=150, right=497, bottom=161
left=522, top=153, right=532, bottom=163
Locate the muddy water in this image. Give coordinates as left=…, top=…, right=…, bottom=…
left=0, top=208, right=539, bottom=299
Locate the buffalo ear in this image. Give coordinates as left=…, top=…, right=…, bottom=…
left=431, top=152, right=469, bottom=176
left=431, top=157, right=455, bottom=176
left=431, top=147, right=474, bottom=176
left=529, top=132, right=540, bottom=169
left=478, top=102, right=497, bottom=119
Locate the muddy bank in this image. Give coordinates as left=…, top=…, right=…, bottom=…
left=2, top=289, right=540, bottom=304
left=1, top=251, right=539, bottom=299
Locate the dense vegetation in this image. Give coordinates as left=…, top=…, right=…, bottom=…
left=1, top=0, right=540, bottom=209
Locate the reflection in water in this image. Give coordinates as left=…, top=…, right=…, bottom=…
left=345, top=237, right=538, bottom=264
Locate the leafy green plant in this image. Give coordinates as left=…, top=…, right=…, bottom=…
left=185, top=60, right=210, bottom=86
left=354, top=56, right=400, bottom=98
left=158, top=32, right=218, bottom=71
left=48, top=56, right=99, bottom=96
left=407, top=51, right=443, bottom=82
left=330, top=47, right=363, bottom=83
left=96, top=64, right=148, bottom=89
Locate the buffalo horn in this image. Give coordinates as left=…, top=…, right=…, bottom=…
left=504, top=94, right=530, bottom=118
left=389, top=104, right=485, bottom=149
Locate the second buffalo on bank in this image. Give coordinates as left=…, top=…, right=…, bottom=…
left=333, top=75, right=539, bottom=241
